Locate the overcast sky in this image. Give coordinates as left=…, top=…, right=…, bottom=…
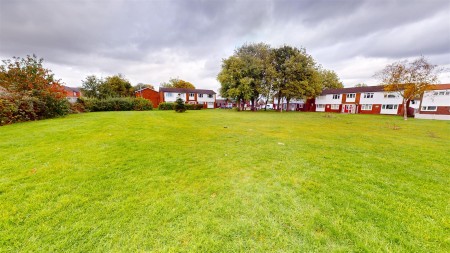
left=1, top=0, right=449, bottom=91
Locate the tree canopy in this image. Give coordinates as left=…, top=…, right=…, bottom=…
left=375, top=56, right=441, bottom=120
left=218, top=43, right=343, bottom=111
left=81, top=74, right=133, bottom=98
left=160, top=78, right=195, bottom=89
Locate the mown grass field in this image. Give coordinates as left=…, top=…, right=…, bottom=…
left=1, top=110, right=449, bottom=252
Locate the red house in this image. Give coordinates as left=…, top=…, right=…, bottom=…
left=135, top=87, right=160, bottom=108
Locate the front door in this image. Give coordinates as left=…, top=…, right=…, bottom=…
left=343, top=104, right=354, bottom=113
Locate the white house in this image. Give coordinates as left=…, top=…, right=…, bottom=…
left=415, top=84, right=450, bottom=120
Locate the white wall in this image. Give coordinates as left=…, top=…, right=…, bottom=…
left=421, top=90, right=450, bottom=106
left=197, top=94, right=216, bottom=103
left=359, top=91, right=403, bottom=105
left=164, top=92, right=185, bottom=102
left=316, top=94, right=340, bottom=105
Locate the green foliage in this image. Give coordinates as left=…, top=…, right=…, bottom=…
left=174, top=97, right=186, bottom=112
left=160, top=77, right=196, bottom=89
left=158, top=102, right=175, bottom=110
left=0, top=55, right=70, bottom=125
left=81, top=74, right=133, bottom=99
left=218, top=43, right=343, bottom=111
left=185, top=103, right=204, bottom=110
left=79, top=97, right=152, bottom=112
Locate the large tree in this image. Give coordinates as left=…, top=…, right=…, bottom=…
left=81, top=75, right=103, bottom=98
left=375, top=56, right=441, bottom=120
left=320, top=69, right=344, bottom=89
left=81, top=74, right=133, bottom=98
left=160, top=78, right=195, bottom=89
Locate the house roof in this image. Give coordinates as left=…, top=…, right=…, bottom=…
left=134, top=87, right=157, bottom=93
left=159, top=87, right=216, bottom=95
left=320, top=85, right=385, bottom=95
left=62, top=86, right=80, bottom=92
left=428, top=84, right=450, bottom=90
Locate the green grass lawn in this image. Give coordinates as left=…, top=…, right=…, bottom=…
left=1, top=110, right=449, bottom=252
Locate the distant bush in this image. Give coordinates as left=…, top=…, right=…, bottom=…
left=185, top=104, right=204, bottom=110
left=158, top=102, right=175, bottom=110
left=174, top=98, right=186, bottom=113
left=79, top=97, right=153, bottom=112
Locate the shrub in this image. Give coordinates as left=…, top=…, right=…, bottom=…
left=0, top=55, right=70, bottom=125
left=174, top=98, right=186, bottom=113
left=158, top=102, right=175, bottom=110
left=185, top=104, right=204, bottom=110
left=79, top=97, right=153, bottom=112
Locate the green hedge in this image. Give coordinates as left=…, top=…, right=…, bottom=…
left=79, top=97, right=153, bottom=112
left=1, top=93, right=70, bottom=126
left=158, top=102, right=204, bottom=111
left=158, top=102, right=175, bottom=110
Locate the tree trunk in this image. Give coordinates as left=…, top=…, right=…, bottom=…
left=403, top=99, right=408, bottom=120
left=251, top=98, right=255, bottom=111
left=286, top=98, right=290, bottom=112
left=277, top=94, right=282, bottom=112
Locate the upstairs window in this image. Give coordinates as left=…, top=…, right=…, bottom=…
left=198, top=94, right=204, bottom=98
left=208, top=94, right=213, bottom=98
left=166, top=93, right=173, bottom=97
left=332, top=94, right=340, bottom=99
left=346, top=93, right=355, bottom=98
left=364, top=93, right=373, bottom=98
left=189, top=93, right=195, bottom=97
left=384, top=94, right=396, bottom=98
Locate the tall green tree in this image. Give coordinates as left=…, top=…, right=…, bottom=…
left=102, top=74, right=133, bottom=98
left=81, top=75, right=103, bottom=98
left=320, top=69, right=344, bottom=89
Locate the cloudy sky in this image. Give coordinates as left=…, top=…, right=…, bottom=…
left=1, top=0, right=449, bottom=91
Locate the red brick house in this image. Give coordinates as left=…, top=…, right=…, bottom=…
left=415, top=84, right=450, bottom=120
left=62, top=86, right=81, bottom=103
left=159, top=87, right=216, bottom=108
left=135, top=87, right=160, bottom=108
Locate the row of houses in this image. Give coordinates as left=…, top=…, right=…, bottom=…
left=272, top=84, right=450, bottom=120
left=62, top=84, right=450, bottom=120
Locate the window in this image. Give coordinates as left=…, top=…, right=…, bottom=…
left=189, top=93, right=195, bottom=97
left=382, top=104, right=398, bottom=110
left=346, top=93, right=355, bottom=98
left=331, top=104, right=339, bottom=110
left=166, top=93, right=173, bottom=97
left=445, top=91, right=450, bottom=95
left=198, top=94, right=204, bottom=98
left=384, top=94, right=396, bottom=98
left=361, top=104, right=372, bottom=110
left=316, top=104, right=325, bottom=109
left=438, top=91, right=445, bottom=95
left=364, top=93, right=374, bottom=98
left=332, top=94, right=340, bottom=99
left=422, top=106, right=437, bottom=111
left=208, top=94, right=213, bottom=98
left=411, top=100, right=416, bottom=104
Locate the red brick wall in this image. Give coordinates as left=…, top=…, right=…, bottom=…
left=358, top=104, right=382, bottom=114
left=136, top=89, right=160, bottom=108
left=420, top=106, right=450, bottom=115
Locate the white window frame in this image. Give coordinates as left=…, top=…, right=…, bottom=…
left=421, top=106, right=437, bottom=111
left=316, top=104, right=325, bottom=109
left=364, top=93, right=373, bottom=98
left=208, top=94, right=213, bottom=98
left=384, top=94, right=396, bottom=98
left=332, top=94, right=340, bottom=99
left=166, top=92, right=173, bottom=97
left=382, top=104, right=398, bottom=110
left=346, top=93, right=355, bottom=98
left=198, top=94, right=204, bottom=98
left=361, top=104, right=372, bottom=110
left=189, top=93, right=195, bottom=98
left=330, top=104, right=339, bottom=110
